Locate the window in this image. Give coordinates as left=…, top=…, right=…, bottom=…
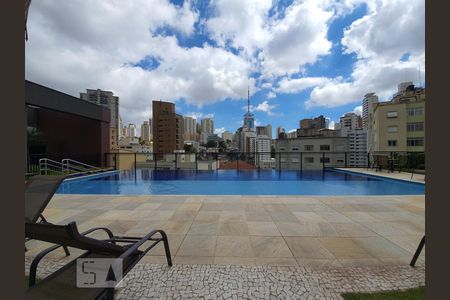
left=279, top=147, right=285, bottom=151
left=320, top=157, right=330, bottom=163
left=388, top=140, right=397, bottom=147
left=407, top=138, right=424, bottom=147
left=291, top=147, right=299, bottom=151
left=304, top=145, right=314, bottom=151
left=320, top=145, right=330, bottom=151
left=407, top=122, right=424, bottom=132
left=336, top=159, right=344, bottom=163
left=407, top=107, right=424, bottom=116
left=387, top=111, right=398, bottom=118
left=387, top=126, right=398, bottom=133
left=304, top=157, right=314, bottom=163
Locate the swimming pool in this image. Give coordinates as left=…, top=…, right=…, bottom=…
left=57, top=169, right=425, bottom=195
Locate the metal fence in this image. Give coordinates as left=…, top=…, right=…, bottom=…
left=26, top=151, right=425, bottom=175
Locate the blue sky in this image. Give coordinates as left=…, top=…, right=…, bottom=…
left=25, top=0, right=425, bottom=136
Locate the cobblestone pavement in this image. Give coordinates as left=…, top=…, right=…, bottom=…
left=25, top=257, right=425, bottom=300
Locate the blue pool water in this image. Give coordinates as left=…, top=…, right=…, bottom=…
left=57, top=169, right=425, bottom=195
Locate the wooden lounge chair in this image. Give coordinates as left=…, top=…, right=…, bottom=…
left=25, top=175, right=71, bottom=255
left=25, top=221, right=172, bottom=299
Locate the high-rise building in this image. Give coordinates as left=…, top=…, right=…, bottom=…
left=128, top=123, right=136, bottom=138
left=200, top=118, right=214, bottom=144
left=299, top=115, right=326, bottom=130
left=141, top=121, right=151, bottom=142
left=183, top=116, right=197, bottom=141
left=371, top=84, right=425, bottom=152
left=152, top=100, right=184, bottom=155
left=339, top=112, right=362, bottom=137
left=276, top=126, right=285, bottom=139
left=222, top=131, right=233, bottom=142
left=118, top=116, right=123, bottom=139
left=122, top=126, right=129, bottom=137
left=80, top=89, right=119, bottom=150
left=256, top=124, right=272, bottom=139
left=348, top=129, right=368, bottom=167
left=362, top=93, right=378, bottom=130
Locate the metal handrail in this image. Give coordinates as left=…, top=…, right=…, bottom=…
left=38, top=158, right=63, bottom=175
left=61, top=158, right=100, bottom=174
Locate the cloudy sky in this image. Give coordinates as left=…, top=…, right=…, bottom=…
left=25, top=0, right=424, bottom=136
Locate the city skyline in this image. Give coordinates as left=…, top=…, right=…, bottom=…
left=25, top=0, right=424, bottom=136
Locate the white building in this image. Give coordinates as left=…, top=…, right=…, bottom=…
left=348, top=129, right=368, bottom=167
left=339, top=112, right=362, bottom=137
left=141, top=120, right=151, bottom=142
left=183, top=116, right=197, bottom=141
left=362, top=93, right=378, bottom=129
left=128, top=123, right=136, bottom=138
left=201, top=118, right=214, bottom=135
left=275, top=137, right=348, bottom=170
left=222, top=131, right=233, bottom=142
left=255, top=135, right=271, bottom=164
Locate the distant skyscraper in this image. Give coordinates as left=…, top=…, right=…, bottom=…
left=128, top=123, right=136, bottom=137
left=339, top=112, right=362, bottom=137
left=243, top=87, right=255, bottom=129
left=118, top=116, right=123, bottom=139
left=222, top=131, right=233, bottom=142
left=141, top=121, right=151, bottom=142
left=80, top=89, right=119, bottom=150
left=277, top=126, right=285, bottom=139
left=200, top=118, right=214, bottom=143
left=362, top=93, right=378, bottom=129
left=299, top=115, right=326, bottom=130
left=152, top=100, right=184, bottom=155
left=256, top=125, right=272, bottom=139
left=122, top=126, right=129, bottom=137
left=183, top=116, right=197, bottom=141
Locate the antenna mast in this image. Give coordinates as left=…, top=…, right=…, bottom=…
left=247, top=86, right=250, bottom=113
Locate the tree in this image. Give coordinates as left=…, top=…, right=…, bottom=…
left=218, top=141, right=227, bottom=153
left=184, top=144, right=197, bottom=154
left=206, top=140, right=218, bottom=148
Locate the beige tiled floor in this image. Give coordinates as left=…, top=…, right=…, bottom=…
left=25, top=194, right=425, bottom=268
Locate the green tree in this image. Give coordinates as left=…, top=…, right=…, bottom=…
left=206, top=140, right=218, bottom=148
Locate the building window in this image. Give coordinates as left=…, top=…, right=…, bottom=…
left=304, top=145, right=314, bottom=151
left=388, top=140, right=397, bottom=147
left=407, top=138, right=424, bottom=147
left=387, top=111, right=398, bottom=118
left=320, top=145, right=330, bottom=151
left=279, top=147, right=286, bottom=151
left=387, top=126, right=398, bottom=133
left=407, top=107, right=424, bottom=116
left=337, top=159, right=344, bottom=163
left=320, top=157, right=330, bottom=163
left=407, top=122, right=424, bottom=132
left=291, top=147, right=299, bottom=151
left=304, top=157, right=314, bottom=163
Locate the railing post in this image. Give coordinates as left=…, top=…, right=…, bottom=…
left=154, top=153, right=157, bottom=170
left=300, top=152, right=302, bottom=171
left=322, top=152, right=325, bottom=170
left=367, top=152, right=370, bottom=169
left=175, top=153, right=178, bottom=170
left=345, top=152, right=348, bottom=168
left=279, top=152, right=281, bottom=170
left=195, top=152, right=198, bottom=170
left=134, top=152, right=137, bottom=170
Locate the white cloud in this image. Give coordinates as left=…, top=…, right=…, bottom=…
left=353, top=105, right=362, bottom=116
left=214, top=127, right=226, bottom=135
left=328, top=120, right=336, bottom=129
left=207, top=0, right=334, bottom=77
left=184, top=112, right=215, bottom=120
left=243, top=100, right=279, bottom=116
left=304, top=0, right=425, bottom=109
left=276, top=76, right=331, bottom=94
left=267, top=91, right=276, bottom=99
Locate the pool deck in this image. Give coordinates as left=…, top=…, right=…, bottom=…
left=25, top=194, right=425, bottom=298
left=335, top=167, right=425, bottom=183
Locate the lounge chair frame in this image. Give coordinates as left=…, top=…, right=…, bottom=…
left=26, top=221, right=172, bottom=299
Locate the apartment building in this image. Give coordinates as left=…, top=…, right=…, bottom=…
left=275, top=137, right=348, bottom=170
left=141, top=120, right=151, bottom=143
left=183, top=116, right=197, bottom=141
left=80, top=89, right=119, bottom=150
left=152, top=100, right=184, bottom=155
left=371, top=84, right=425, bottom=152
